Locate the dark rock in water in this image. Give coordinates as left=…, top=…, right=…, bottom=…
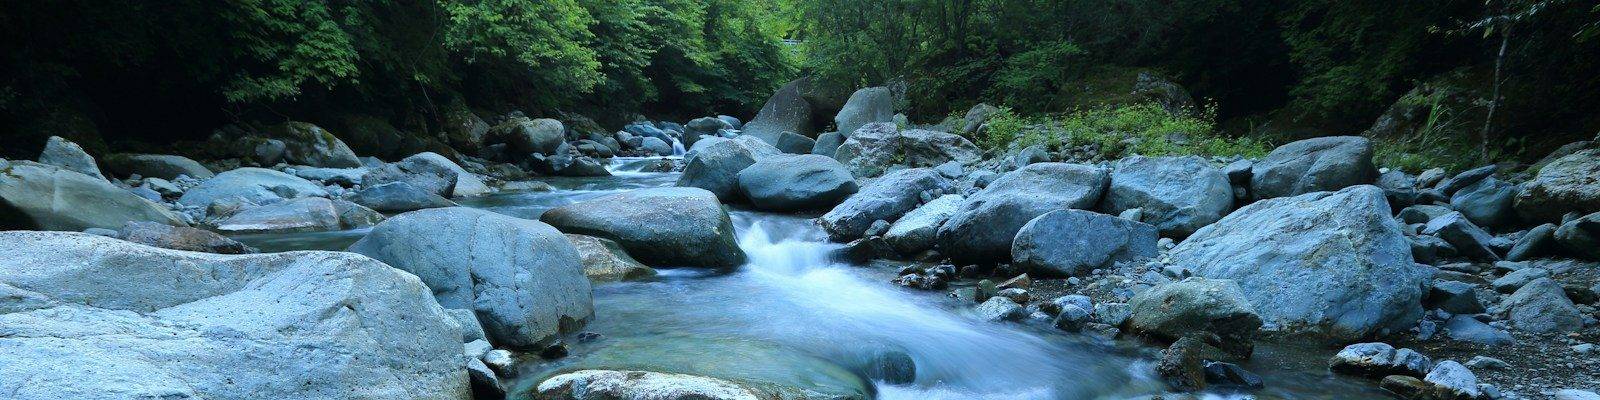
left=677, top=137, right=757, bottom=201
left=1250, top=136, right=1376, bottom=199
left=116, top=221, right=256, bottom=254
left=0, top=160, right=187, bottom=231
left=1203, top=361, right=1264, bottom=390
left=1157, top=336, right=1212, bottom=392
left=936, top=163, right=1109, bottom=265
left=1101, top=156, right=1233, bottom=237
left=863, top=350, right=916, bottom=385
left=1450, top=176, right=1517, bottom=229
left=540, top=341, right=570, bottom=359
left=812, top=131, right=845, bottom=158
left=1554, top=212, right=1600, bottom=260
left=1424, top=281, right=1484, bottom=314
left=349, top=181, right=457, bottom=212
left=1503, top=277, right=1582, bottom=333
left=1128, top=278, right=1261, bottom=358
left=1507, top=223, right=1561, bottom=261
left=37, top=136, right=107, bottom=180
left=541, top=187, right=745, bottom=270
left=1423, top=212, right=1500, bottom=261
left=468, top=358, right=506, bottom=399
left=737, top=154, right=858, bottom=211
left=1380, top=375, right=1430, bottom=399
left=1436, top=165, right=1497, bottom=195
left=1052, top=304, right=1092, bottom=332
left=1329, top=342, right=1432, bottom=379
left=1011, top=209, right=1158, bottom=277
left=1172, top=185, right=1427, bottom=341
left=1515, top=148, right=1600, bottom=222
left=819, top=168, right=950, bottom=241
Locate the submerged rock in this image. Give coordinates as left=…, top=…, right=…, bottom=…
left=0, top=160, right=187, bottom=231
left=537, top=370, right=765, bottom=400
left=541, top=187, right=745, bottom=270
left=1011, top=209, right=1158, bottom=277
left=936, top=163, right=1109, bottom=265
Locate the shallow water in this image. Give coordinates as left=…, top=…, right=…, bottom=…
left=233, top=158, right=1392, bottom=399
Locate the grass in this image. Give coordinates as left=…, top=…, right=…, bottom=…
left=977, top=103, right=1270, bottom=159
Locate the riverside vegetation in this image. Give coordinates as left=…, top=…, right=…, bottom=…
left=3, top=1, right=1600, bottom=400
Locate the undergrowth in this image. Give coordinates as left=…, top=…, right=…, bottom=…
left=977, top=103, right=1270, bottom=158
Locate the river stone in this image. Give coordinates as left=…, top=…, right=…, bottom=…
left=1424, top=360, right=1481, bottom=400
left=1503, top=277, right=1582, bottom=333
left=684, top=117, right=732, bottom=148
left=1171, top=185, right=1427, bottom=341
left=937, top=163, right=1109, bottom=265
left=776, top=131, right=817, bottom=154
left=1399, top=204, right=1452, bottom=225
left=718, top=115, right=742, bottom=129
left=1436, top=165, right=1497, bottom=195
left=215, top=197, right=380, bottom=234
left=291, top=167, right=367, bottom=187
left=1424, top=280, right=1484, bottom=314
left=37, top=136, right=106, bottom=180
left=641, top=136, right=674, bottom=156
left=565, top=233, right=657, bottom=282
left=833, top=123, right=982, bottom=178
left=0, top=231, right=467, bottom=400
left=1423, top=212, right=1500, bottom=261
left=732, top=135, right=784, bottom=158
left=116, top=220, right=255, bottom=254
left=1450, top=177, right=1517, bottom=228
left=1443, top=315, right=1514, bottom=346
left=1249, top=136, right=1376, bottom=199
left=1493, top=267, right=1549, bottom=293
left=812, top=132, right=845, bottom=158
left=0, top=160, right=187, bottom=231
left=1012, top=209, right=1158, bottom=277
left=1555, top=212, right=1600, bottom=260
left=348, top=181, right=457, bottom=212
left=264, top=121, right=362, bottom=168
left=487, top=116, right=566, bottom=156
left=1329, top=342, right=1432, bottom=378
left=1516, top=148, right=1600, bottom=222
left=349, top=207, right=592, bottom=348
left=1127, top=278, right=1262, bottom=350
left=976, top=296, right=1026, bottom=322
left=678, top=138, right=757, bottom=201
left=1558, top=390, right=1600, bottom=400
left=541, top=187, right=745, bottom=270
left=104, top=153, right=215, bottom=180
left=398, top=152, right=490, bottom=197
left=743, top=78, right=817, bottom=145
left=537, top=370, right=766, bottom=400
left=884, top=194, right=964, bottom=255
left=737, top=154, right=858, bottom=211
left=834, top=87, right=894, bottom=138
left=818, top=168, right=950, bottom=241
left=1507, top=223, right=1561, bottom=261
left=177, top=167, right=328, bottom=208
left=1101, top=155, right=1233, bottom=238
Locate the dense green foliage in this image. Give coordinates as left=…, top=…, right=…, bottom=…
left=980, top=104, right=1269, bottom=159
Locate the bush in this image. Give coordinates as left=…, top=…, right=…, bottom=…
left=979, top=103, right=1269, bottom=159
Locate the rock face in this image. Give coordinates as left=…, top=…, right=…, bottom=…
left=832, top=123, right=982, bottom=178
left=541, top=187, right=746, bottom=270
left=0, top=160, right=186, bottom=231
left=0, top=231, right=467, bottom=400
left=565, top=234, right=657, bottom=282
left=1127, top=278, right=1262, bottom=346
left=743, top=78, right=816, bottom=145
left=1171, top=185, right=1427, bottom=341
left=1249, top=136, right=1376, bottom=199
left=349, top=207, right=593, bottom=348
left=1502, top=277, right=1582, bottom=333
left=488, top=116, right=566, bottom=156
left=104, top=153, right=215, bottom=180
left=884, top=194, right=964, bottom=255
left=737, top=154, right=858, bottom=211
left=37, top=136, right=106, bottom=180
left=349, top=181, right=457, bottom=212
left=834, top=87, right=894, bottom=138
left=1101, top=156, right=1233, bottom=237
left=818, top=168, right=950, bottom=241
left=265, top=121, right=363, bottom=168
left=1516, top=148, right=1600, bottom=222
left=678, top=138, right=757, bottom=201
left=937, top=163, right=1109, bottom=265
left=177, top=167, right=328, bottom=208
left=116, top=221, right=255, bottom=254
left=215, top=197, right=382, bottom=234
left=537, top=370, right=766, bottom=400
left=1012, top=209, right=1159, bottom=277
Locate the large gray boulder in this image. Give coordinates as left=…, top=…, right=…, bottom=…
left=538, top=370, right=850, bottom=400
left=834, top=87, right=894, bottom=138
left=0, top=231, right=467, bottom=400
left=1128, top=278, right=1262, bottom=350
left=214, top=197, right=382, bottom=234
left=737, top=155, right=858, bottom=211
left=818, top=168, right=950, bottom=241
left=177, top=167, right=328, bottom=208
left=677, top=137, right=757, bottom=201
left=883, top=194, right=963, bottom=255
left=1012, top=209, right=1159, bottom=277
left=1101, top=156, right=1233, bottom=237
left=541, top=187, right=746, bottom=270
left=775, top=131, right=817, bottom=154
left=936, top=163, right=1109, bottom=264
left=1515, top=148, right=1600, bottom=222
left=349, top=207, right=592, bottom=348
left=1555, top=212, right=1600, bottom=260
left=486, top=116, right=566, bottom=156
left=348, top=181, right=457, bottom=212
left=1171, top=185, right=1428, bottom=341
left=1422, top=212, right=1500, bottom=261
left=0, top=160, right=186, bottom=231
left=397, top=152, right=490, bottom=197
left=1450, top=176, right=1517, bottom=229
left=37, top=135, right=106, bottom=180
left=684, top=117, right=732, bottom=149
left=264, top=121, right=362, bottom=168
left=833, top=123, right=982, bottom=178
left=812, top=132, right=845, bottom=158
left=104, top=153, right=215, bottom=180
left=1250, top=136, right=1376, bottom=199
left=744, top=78, right=816, bottom=145
left=1502, top=277, right=1582, bottom=333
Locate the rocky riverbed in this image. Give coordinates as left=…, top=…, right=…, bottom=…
left=2, top=81, right=1598, bottom=400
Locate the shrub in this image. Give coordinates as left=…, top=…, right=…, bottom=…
left=978, top=103, right=1269, bottom=159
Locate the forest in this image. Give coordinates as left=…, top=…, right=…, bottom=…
left=2, top=0, right=1598, bottom=170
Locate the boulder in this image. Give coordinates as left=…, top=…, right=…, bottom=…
left=362, top=162, right=456, bottom=197
left=1171, top=185, right=1428, bottom=341
left=177, top=167, right=327, bottom=208
left=1329, top=342, right=1431, bottom=378
left=976, top=296, right=1026, bottom=322
left=818, top=168, right=950, bottom=241
left=1492, top=267, right=1549, bottom=293
left=290, top=167, right=366, bottom=187
left=398, top=152, right=490, bottom=197
left=1515, top=148, right=1600, bottom=222
left=1502, top=277, right=1582, bottom=333
left=1249, top=136, right=1376, bottom=199
left=1436, top=165, right=1497, bottom=195
left=0, top=160, right=186, bottom=231
left=641, top=136, right=674, bottom=156
left=1423, top=361, right=1481, bottom=400
left=348, top=182, right=457, bottom=212
left=1424, top=281, right=1484, bottom=314
left=104, top=153, right=215, bottom=180
left=37, top=136, right=106, bottom=180
left=1442, top=315, right=1514, bottom=346
left=1450, top=177, right=1517, bottom=228
left=775, top=131, right=817, bottom=154
left=486, top=116, right=566, bottom=156
left=1555, top=212, right=1600, bottom=260
left=717, top=115, right=742, bottom=129
left=936, top=163, right=1109, bottom=265
left=1101, top=156, right=1233, bottom=237
left=214, top=197, right=381, bottom=234
left=834, top=87, right=894, bottom=138
left=348, top=207, right=593, bottom=348
left=684, top=117, right=731, bottom=148
left=1127, top=278, right=1262, bottom=351
left=678, top=138, right=757, bottom=201
left=884, top=194, right=964, bottom=255
left=833, top=123, right=982, bottom=178
left=541, top=187, right=745, bottom=270
left=1422, top=212, right=1500, bottom=261
left=1506, top=223, right=1561, bottom=261
left=737, top=155, right=858, bottom=211
left=812, top=132, right=845, bottom=158
left=743, top=78, right=817, bottom=145
left=537, top=370, right=769, bottom=400
left=264, top=121, right=362, bottom=168
left=0, top=231, right=467, bottom=400
left=1012, top=209, right=1159, bottom=277
left=115, top=221, right=255, bottom=254
left=565, top=233, right=657, bottom=282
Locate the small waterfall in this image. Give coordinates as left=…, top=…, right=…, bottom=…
left=669, top=137, right=687, bottom=156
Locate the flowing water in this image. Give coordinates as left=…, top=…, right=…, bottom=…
left=233, top=157, right=1391, bottom=399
